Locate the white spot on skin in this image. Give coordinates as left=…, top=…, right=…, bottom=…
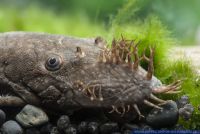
left=81, top=70, right=85, bottom=75
left=44, top=79, right=49, bottom=84
left=90, top=97, right=94, bottom=101
left=99, top=97, right=103, bottom=101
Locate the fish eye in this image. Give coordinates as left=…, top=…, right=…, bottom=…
left=45, top=55, right=62, bottom=71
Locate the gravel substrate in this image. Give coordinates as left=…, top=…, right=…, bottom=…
left=0, top=95, right=194, bottom=134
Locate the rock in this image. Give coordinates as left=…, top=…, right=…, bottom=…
left=16, top=105, right=49, bottom=127
left=100, top=122, right=119, bottom=134
left=184, top=104, right=194, bottom=113
left=140, top=124, right=152, bottom=130
left=176, top=95, right=189, bottom=108
left=1, top=120, right=23, bottom=134
left=57, top=115, right=70, bottom=131
left=77, top=121, right=88, bottom=133
left=173, top=124, right=185, bottom=130
left=64, top=125, right=77, bottom=134
left=179, top=104, right=194, bottom=120
left=87, top=122, right=99, bottom=134
left=0, top=109, right=6, bottom=126
left=123, top=123, right=139, bottom=130
left=25, top=128, right=40, bottom=134
left=122, top=130, right=132, bottom=134
left=40, top=123, right=53, bottom=134
left=50, top=127, right=60, bottom=134
left=160, top=128, right=169, bottom=130
left=146, top=100, right=179, bottom=128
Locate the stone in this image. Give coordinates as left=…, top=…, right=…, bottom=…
left=40, top=123, right=53, bottom=134
left=140, top=124, right=152, bottom=130
left=100, top=122, right=119, bottom=134
left=64, top=125, right=77, bottom=134
left=87, top=122, right=99, bottom=134
left=0, top=109, right=6, bottom=126
left=179, top=104, right=194, bottom=120
left=16, top=104, right=49, bottom=127
left=25, top=128, right=40, bottom=134
left=77, top=121, right=88, bottom=133
left=184, top=104, right=194, bottom=113
left=173, top=124, right=185, bottom=130
left=123, top=123, right=139, bottom=130
left=146, top=100, right=179, bottom=128
left=57, top=115, right=70, bottom=131
left=50, top=127, right=60, bottom=134
left=1, top=120, right=23, bottom=134
left=176, top=95, right=189, bottom=108
left=122, top=130, right=132, bottom=134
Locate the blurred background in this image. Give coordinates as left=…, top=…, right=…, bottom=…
left=0, top=0, right=200, bottom=45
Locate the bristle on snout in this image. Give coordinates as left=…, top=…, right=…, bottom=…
left=98, top=36, right=155, bottom=80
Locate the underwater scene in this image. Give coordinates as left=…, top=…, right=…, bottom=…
left=0, top=0, right=200, bottom=134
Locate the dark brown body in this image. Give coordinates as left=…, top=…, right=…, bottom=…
left=0, top=32, right=180, bottom=117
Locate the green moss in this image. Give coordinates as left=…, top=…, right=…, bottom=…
left=108, top=16, right=175, bottom=70
left=107, top=0, right=176, bottom=71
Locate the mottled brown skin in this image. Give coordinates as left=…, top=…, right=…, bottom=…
left=0, top=32, right=180, bottom=117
